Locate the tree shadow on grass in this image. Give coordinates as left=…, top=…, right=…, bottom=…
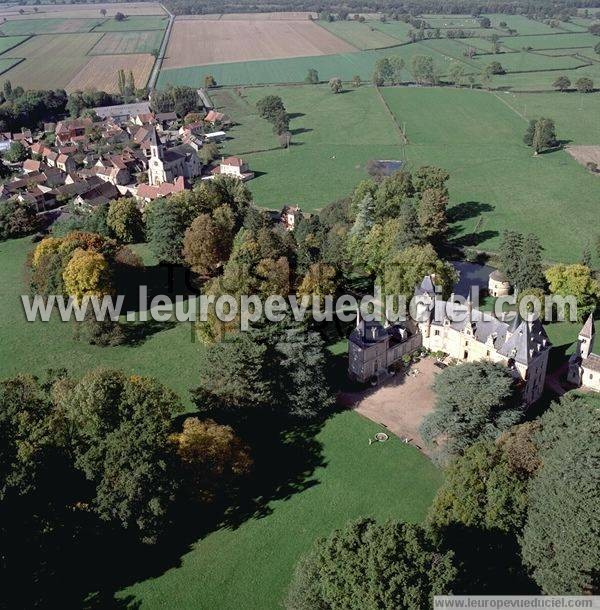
left=17, top=412, right=330, bottom=609
left=290, top=127, right=313, bottom=136
left=447, top=201, right=494, bottom=223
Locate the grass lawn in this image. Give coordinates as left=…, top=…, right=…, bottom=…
left=92, top=15, right=169, bottom=31
left=380, top=86, right=599, bottom=262
left=0, top=17, right=104, bottom=35
left=0, top=237, right=204, bottom=408
left=117, top=409, right=443, bottom=609
left=317, top=19, right=401, bottom=50
left=211, top=84, right=404, bottom=211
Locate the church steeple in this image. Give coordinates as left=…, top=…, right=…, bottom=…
left=148, top=126, right=162, bottom=160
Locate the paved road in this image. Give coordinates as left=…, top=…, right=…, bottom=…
left=147, top=3, right=174, bottom=91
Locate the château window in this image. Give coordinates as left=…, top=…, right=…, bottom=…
left=434, top=330, right=440, bottom=336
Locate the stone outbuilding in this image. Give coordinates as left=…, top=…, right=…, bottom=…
left=488, top=270, right=511, bottom=297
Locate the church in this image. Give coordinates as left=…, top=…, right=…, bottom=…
left=147, top=126, right=202, bottom=186
left=348, top=275, right=552, bottom=405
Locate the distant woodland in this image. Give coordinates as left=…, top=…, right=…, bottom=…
left=1, top=0, right=600, bottom=18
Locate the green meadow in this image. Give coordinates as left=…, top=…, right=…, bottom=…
left=0, top=238, right=203, bottom=408
left=501, top=32, right=598, bottom=51
left=211, top=83, right=599, bottom=262
left=317, top=19, right=402, bottom=49
left=213, top=85, right=405, bottom=211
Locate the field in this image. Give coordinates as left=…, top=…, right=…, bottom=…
left=163, top=19, right=354, bottom=69
left=368, top=19, right=414, bottom=43
left=0, top=17, right=104, bottom=35
left=208, top=83, right=599, bottom=262
left=470, top=50, right=588, bottom=72
left=158, top=39, right=475, bottom=88
left=482, top=14, right=564, bottom=34
left=66, top=53, right=155, bottom=92
left=92, top=15, right=169, bottom=32
left=0, top=2, right=166, bottom=18
left=0, top=57, right=22, bottom=75
left=501, top=32, right=598, bottom=51
left=90, top=30, right=165, bottom=55
left=1, top=32, right=103, bottom=89
left=209, top=85, right=405, bottom=211
left=380, top=87, right=600, bottom=261
left=0, top=35, right=28, bottom=55
left=423, top=15, right=482, bottom=28
left=0, top=9, right=167, bottom=91
left=317, top=19, right=401, bottom=50
left=187, top=11, right=317, bottom=20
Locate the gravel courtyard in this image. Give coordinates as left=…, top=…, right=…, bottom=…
left=339, top=357, right=441, bottom=453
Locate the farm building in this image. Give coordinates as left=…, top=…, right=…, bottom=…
left=93, top=101, right=152, bottom=123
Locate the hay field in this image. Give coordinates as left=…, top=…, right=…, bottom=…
left=0, top=17, right=103, bottom=35
left=0, top=3, right=165, bottom=18
left=163, top=19, right=355, bottom=69
left=66, top=53, right=155, bottom=92
left=1, top=32, right=102, bottom=89
left=90, top=30, right=165, bottom=55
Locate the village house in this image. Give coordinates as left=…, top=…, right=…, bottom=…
left=13, top=129, right=33, bottom=145
left=136, top=176, right=186, bottom=204
left=204, top=110, right=229, bottom=126
left=55, top=118, right=93, bottom=146
left=155, top=111, right=178, bottom=130
left=348, top=275, right=552, bottom=406
left=211, top=156, right=254, bottom=181
left=147, top=127, right=202, bottom=186
left=280, top=205, right=302, bottom=231
left=179, top=121, right=204, bottom=138
left=567, top=314, right=600, bottom=392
